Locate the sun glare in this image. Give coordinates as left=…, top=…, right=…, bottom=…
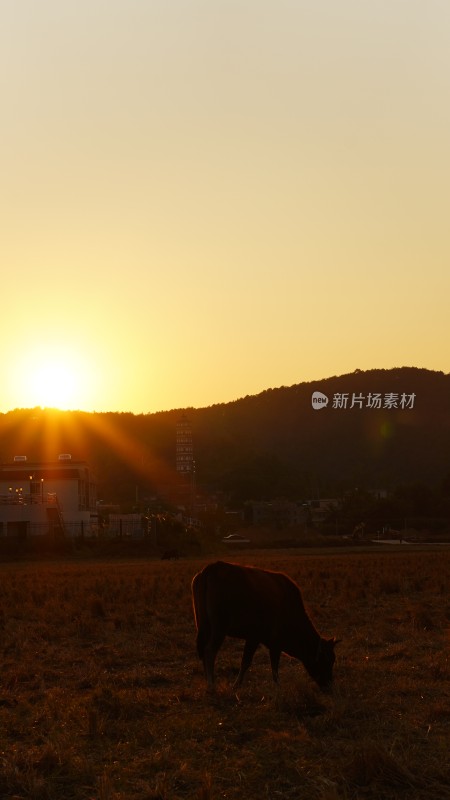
left=30, top=362, right=78, bottom=409
left=12, top=344, right=95, bottom=411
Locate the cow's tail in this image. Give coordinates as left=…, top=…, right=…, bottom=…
left=192, top=569, right=211, bottom=660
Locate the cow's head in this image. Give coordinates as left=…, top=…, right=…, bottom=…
left=308, top=637, right=339, bottom=691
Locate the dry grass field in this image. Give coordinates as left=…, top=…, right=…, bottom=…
left=0, top=548, right=449, bottom=800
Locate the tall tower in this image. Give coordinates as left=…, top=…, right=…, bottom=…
left=175, top=415, right=195, bottom=513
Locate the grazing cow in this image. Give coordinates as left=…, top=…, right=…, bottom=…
left=191, top=561, right=338, bottom=691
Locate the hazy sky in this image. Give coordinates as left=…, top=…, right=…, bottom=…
left=2, top=0, right=449, bottom=413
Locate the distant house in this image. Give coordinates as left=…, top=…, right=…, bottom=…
left=308, top=498, right=341, bottom=526
left=0, top=455, right=97, bottom=538
left=245, top=499, right=308, bottom=529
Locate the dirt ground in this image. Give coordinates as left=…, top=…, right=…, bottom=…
left=0, top=548, right=449, bottom=799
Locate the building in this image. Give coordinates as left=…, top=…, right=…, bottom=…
left=308, top=498, right=341, bottom=526
left=175, top=415, right=195, bottom=513
left=0, top=454, right=97, bottom=538
left=245, top=499, right=308, bottom=529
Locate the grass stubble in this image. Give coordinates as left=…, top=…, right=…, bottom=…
left=0, top=550, right=449, bottom=799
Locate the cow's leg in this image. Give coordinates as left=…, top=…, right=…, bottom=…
left=203, top=632, right=225, bottom=691
left=233, top=639, right=259, bottom=689
left=269, top=647, right=281, bottom=684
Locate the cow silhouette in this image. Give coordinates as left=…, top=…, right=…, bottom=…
left=192, top=561, right=338, bottom=691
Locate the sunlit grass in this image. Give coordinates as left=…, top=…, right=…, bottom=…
left=0, top=551, right=449, bottom=798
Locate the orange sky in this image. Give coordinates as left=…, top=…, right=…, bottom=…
left=1, top=1, right=449, bottom=414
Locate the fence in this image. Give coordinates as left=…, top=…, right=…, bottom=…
left=0, top=520, right=90, bottom=539
left=0, top=518, right=151, bottom=540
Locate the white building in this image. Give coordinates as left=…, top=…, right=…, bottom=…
left=0, top=454, right=97, bottom=538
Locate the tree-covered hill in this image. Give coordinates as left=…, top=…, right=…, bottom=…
left=1, top=367, right=449, bottom=505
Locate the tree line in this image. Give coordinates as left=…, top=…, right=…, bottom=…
left=1, top=368, right=449, bottom=518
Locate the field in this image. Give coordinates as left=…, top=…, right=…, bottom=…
left=0, top=549, right=449, bottom=800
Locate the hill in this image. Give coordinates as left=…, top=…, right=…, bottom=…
left=1, top=367, right=449, bottom=505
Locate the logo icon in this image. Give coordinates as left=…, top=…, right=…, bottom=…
left=312, top=391, right=329, bottom=410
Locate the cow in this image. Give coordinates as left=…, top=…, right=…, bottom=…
left=191, top=560, right=338, bottom=692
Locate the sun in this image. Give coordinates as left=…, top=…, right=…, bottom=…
left=12, top=343, right=96, bottom=411
left=29, top=361, right=79, bottom=410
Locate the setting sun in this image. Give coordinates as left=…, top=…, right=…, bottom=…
left=10, top=343, right=97, bottom=411
left=28, top=361, right=78, bottom=410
